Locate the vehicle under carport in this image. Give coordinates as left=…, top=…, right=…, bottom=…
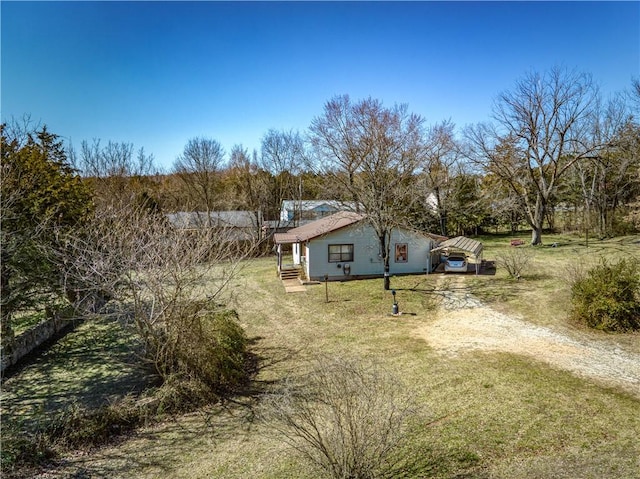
left=431, top=236, right=484, bottom=275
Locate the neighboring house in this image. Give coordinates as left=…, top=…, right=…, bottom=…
left=166, top=211, right=262, bottom=241
left=274, top=211, right=441, bottom=281
left=425, top=192, right=439, bottom=213
left=279, top=200, right=359, bottom=225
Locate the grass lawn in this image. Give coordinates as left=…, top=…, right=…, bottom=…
left=2, top=232, right=639, bottom=478
left=1, top=316, right=148, bottom=427
left=12, top=310, right=49, bottom=336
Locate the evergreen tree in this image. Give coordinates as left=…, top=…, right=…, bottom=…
left=1, top=123, right=93, bottom=352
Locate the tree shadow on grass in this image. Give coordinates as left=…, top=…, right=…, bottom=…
left=392, top=277, right=439, bottom=294
left=225, top=335, right=305, bottom=414
left=523, top=272, right=555, bottom=281
left=1, top=316, right=151, bottom=429
left=30, top=417, right=229, bottom=479
left=39, top=337, right=310, bottom=478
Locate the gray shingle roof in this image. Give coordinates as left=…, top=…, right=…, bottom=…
left=273, top=211, right=364, bottom=244
left=166, top=211, right=258, bottom=229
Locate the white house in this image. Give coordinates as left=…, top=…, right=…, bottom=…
left=279, top=200, right=359, bottom=225
left=274, top=211, right=441, bottom=281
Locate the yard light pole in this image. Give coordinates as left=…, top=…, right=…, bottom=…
left=391, top=289, right=399, bottom=315
left=324, top=274, right=329, bottom=303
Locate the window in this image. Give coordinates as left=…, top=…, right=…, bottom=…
left=328, top=244, right=354, bottom=262
left=395, top=243, right=408, bottom=263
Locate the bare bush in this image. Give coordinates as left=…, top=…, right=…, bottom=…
left=563, top=258, right=593, bottom=287
left=261, top=355, right=419, bottom=479
left=495, top=246, right=531, bottom=280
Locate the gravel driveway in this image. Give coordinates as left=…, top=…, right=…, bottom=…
left=415, top=279, right=640, bottom=398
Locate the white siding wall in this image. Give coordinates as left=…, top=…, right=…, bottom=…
left=306, top=224, right=433, bottom=280
left=292, top=243, right=302, bottom=265
left=305, top=244, right=310, bottom=279
left=388, top=229, right=433, bottom=275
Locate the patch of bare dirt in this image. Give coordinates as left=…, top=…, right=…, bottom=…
left=415, top=277, right=640, bottom=398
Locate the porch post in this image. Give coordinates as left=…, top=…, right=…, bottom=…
left=277, top=243, right=282, bottom=273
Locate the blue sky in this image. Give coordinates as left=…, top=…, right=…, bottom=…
left=2, top=1, right=639, bottom=170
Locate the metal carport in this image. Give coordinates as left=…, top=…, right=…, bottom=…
left=431, top=236, right=484, bottom=275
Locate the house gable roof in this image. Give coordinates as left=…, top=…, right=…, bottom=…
left=274, top=211, right=364, bottom=244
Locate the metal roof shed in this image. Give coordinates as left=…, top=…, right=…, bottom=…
left=431, top=236, right=484, bottom=275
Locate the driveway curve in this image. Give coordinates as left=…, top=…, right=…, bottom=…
left=415, top=280, right=640, bottom=398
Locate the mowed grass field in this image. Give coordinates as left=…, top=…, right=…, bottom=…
left=2, top=233, right=640, bottom=478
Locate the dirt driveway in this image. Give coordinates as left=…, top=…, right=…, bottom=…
left=414, top=277, right=640, bottom=398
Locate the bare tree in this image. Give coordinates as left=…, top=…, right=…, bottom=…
left=259, top=129, right=306, bottom=224
left=74, top=139, right=155, bottom=179
left=75, top=139, right=134, bottom=178
left=229, top=145, right=260, bottom=209
left=173, top=137, right=226, bottom=226
left=308, top=96, right=364, bottom=205
left=310, top=95, right=424, bottom=289
left=261, top=355, right=418, bottom=479
left=568, top=95, right=639, bottom=238
left=418, top=119, right=460, bottom=236
left=465, top=68, right=602, bottom=245
left=55, top=202, right=254, bottom=385
left=631, top=78, right=640, bottom=114
left=69, top=139, right=157, bottom=208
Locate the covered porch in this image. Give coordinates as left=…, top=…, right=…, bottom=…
left=273, top=232, right=305, bottom=279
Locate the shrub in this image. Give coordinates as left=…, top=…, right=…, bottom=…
left=44, top=397, right=146, bottom=450
left=1, top=396, right=145, bottom=477
left=173, top=308, right=249, bottom=393
left=142, top=304, right=248, bottom=393
left=570, top=258, right=640, bottom=332
left=261, top=355, right=419, bottom=479
left=44, top=377, right=226, bottom=452
left=495, top=246, right=531, bottom=280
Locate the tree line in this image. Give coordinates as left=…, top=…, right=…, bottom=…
left=72, top=68, right=640, bottom=287
left=68, top=68, right=640, bottom=240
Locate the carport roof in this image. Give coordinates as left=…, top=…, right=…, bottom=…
left=431, top=236, right=483, bottom=257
